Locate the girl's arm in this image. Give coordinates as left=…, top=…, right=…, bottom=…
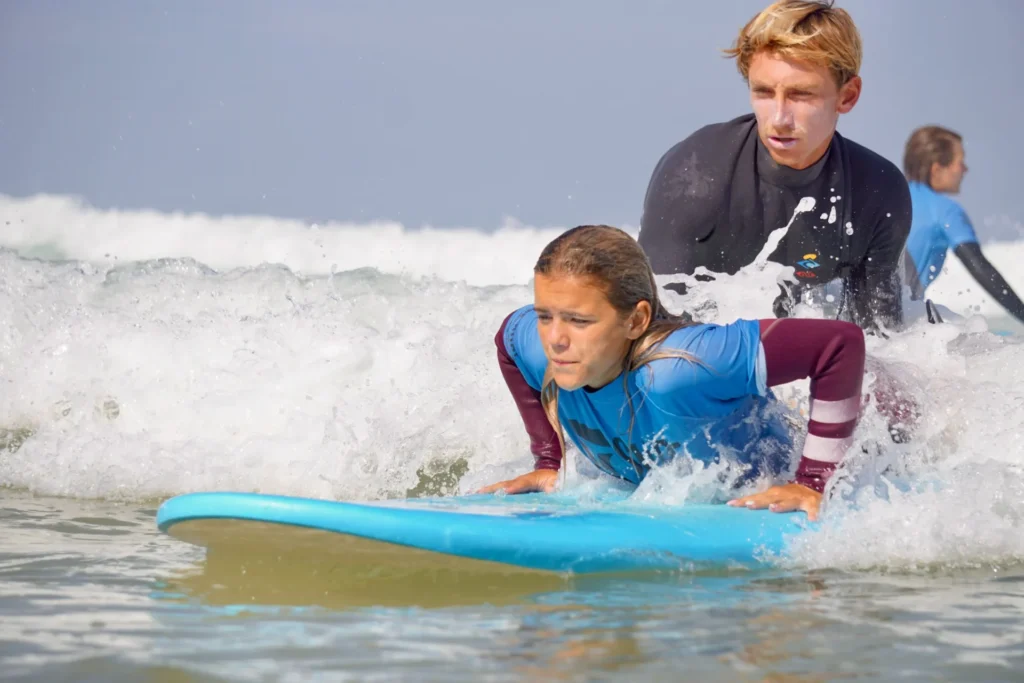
left=758, top=317, right=866, bottom=493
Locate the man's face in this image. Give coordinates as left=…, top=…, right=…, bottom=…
left=748, top=51, right=861, bottom=170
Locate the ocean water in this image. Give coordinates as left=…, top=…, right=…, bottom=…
left=3, top=194, right=1024, bottom=681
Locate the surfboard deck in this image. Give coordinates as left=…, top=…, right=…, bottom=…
left=156, top=491, right=816, bottom=574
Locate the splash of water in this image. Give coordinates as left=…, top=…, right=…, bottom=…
left=4, top=195, right=1024, bottom=572
left=753, top=196, right=817, bottom=266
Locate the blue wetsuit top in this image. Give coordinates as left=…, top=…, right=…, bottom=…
left=905, top=181, right=978, bottom=296
left=501, top=305, right=793, bottom=485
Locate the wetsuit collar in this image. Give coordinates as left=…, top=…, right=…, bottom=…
left=755, top=134, right=832, bottom=189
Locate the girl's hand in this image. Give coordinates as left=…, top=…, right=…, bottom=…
left=727, top=483, right=822, bottom=521
left=477, top=469, right=559, bottom=495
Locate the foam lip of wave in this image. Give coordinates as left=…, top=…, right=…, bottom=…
left=0, top=193, right=580, bottom=286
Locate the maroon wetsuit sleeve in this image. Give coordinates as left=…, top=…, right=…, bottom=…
left=758, top=318, right=866, bottom=493
left=495, top=314, right=562, bottom=471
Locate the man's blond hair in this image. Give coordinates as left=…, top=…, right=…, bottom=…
left=724, top=0, right=862, bottom=87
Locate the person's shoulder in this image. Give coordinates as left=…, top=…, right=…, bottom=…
left=505, top=303, right=536, bottom=329
left=503, top=305, right=541, bottom=359
left=910, top=180, right=965, bottom=216
left=689, top=113, right=756, bottom=144
left=645, top=114, right=755, bottom=209
left=660, top=318, right=759, bottom=354
left=842, top=135, right=905, bottom=186
left=639, top=319, right=760, bottom=391
left=657, top=114, right=756, bottom=163
left=933, top=188, right=966, bottom=214
left=839, top=134, right=911, bottom=235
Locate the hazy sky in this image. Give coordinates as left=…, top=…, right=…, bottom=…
left=2, top=0, right=1022, bottom=236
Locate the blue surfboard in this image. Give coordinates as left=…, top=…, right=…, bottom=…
left=156, top=491, right=817, bottom=574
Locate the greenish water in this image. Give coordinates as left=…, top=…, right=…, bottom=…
left=2, top=489, right=1023, bottom=682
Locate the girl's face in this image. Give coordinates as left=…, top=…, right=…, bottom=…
left=533, top=273, right=646, bottom=391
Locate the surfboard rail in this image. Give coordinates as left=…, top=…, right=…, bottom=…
left=157, top=492, right=816, bottom=574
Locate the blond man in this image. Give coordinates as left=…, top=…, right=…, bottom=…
left=638, top=0, right=911, bottom=333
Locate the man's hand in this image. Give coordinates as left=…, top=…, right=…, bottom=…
left=476, top=469, right=559, bottom=495
left=727, top=483, right=822, bottom=521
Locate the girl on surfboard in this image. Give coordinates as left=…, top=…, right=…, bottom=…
left=479, top=224, right=868, bottom=521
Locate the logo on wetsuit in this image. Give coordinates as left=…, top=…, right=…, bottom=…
left=795, top=253, right=819, bottom=279
left=565, top=417, right=681, bottom=483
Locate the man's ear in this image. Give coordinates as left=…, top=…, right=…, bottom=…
left=837, top=75, right=862, bottom=114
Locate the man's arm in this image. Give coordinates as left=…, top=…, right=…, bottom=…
left=849, top=176, right=913, bottom=333
left=954, top=242, right=1024, bottom=324
left=849, top=265, right=904, bottom=333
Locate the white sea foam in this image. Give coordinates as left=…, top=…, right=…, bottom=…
left=0, top=193, right=571, bottom=286
left=2, top=193, right=1024, bottom=571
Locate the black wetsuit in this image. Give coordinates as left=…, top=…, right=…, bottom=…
left=638, top=114, right=912, bottom=332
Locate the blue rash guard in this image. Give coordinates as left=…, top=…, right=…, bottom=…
left=501, top=305, right=793, bottom=485
left=903, top=181, right=1024, bottom=323
left=904, top=181, right=978, bottom=297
